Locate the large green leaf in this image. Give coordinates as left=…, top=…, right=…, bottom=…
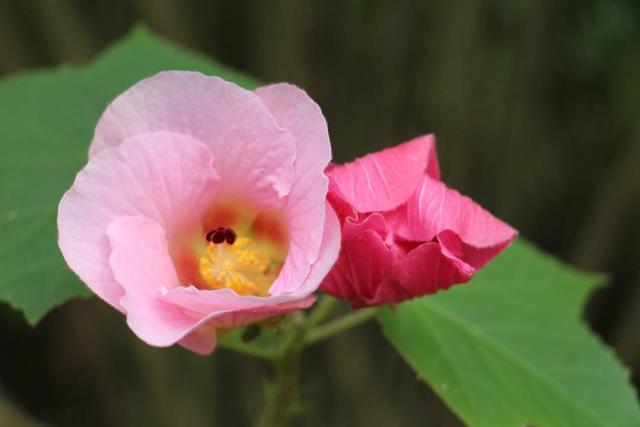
left=379, top=239, right=640, bottom=427
left=0, top=27, right=259, bottom=324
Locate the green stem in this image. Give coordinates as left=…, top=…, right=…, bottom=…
left=256, top=314, right=306, bottom=427
left=256, top=346, right=302, bottom=427
left=253, top=306, right=378, bottom=426
left=219, top=339, right=278, bottom=360
left=304, top=308, right=377, bottom=346
left=306, top=295, right=342, bottom=327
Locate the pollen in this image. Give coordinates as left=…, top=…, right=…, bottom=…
left=198, top=236, right=280, bottom=296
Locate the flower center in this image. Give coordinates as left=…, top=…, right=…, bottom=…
left=198, top=228, right=283, bottom=296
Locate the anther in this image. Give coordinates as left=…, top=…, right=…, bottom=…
left=206, top=227, right=237, bottom=245
left=206, top=227, right=227, bottom=244
left=211, top=229, right=226, bottom=244
left=225, top=228, right=237, bottom=245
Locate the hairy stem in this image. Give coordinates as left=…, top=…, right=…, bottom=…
left=256, top=313, right=306, bottom=427
left=253, top=305, right=378, bottom=426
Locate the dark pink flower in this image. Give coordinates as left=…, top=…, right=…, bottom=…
left=321, top=135, right=517, bottom=307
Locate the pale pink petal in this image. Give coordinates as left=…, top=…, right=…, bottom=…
left=91, top=71, right=296, bottom=207
left=178, top=325, right=218, bottom=356
left=107, top=215, right=203, bottom=347
left=161, top=286, right=266, bottom=315
left=387, top=175, right=517, bottom=266
left=58, top=133, right=217, bottom=309
left=292, top=203, right=342, bottom=296
left=327, top=135, right=439, bottom=213
left=207, top=296, right=315, bottom=329
left=161, top=286, right=314, bottom=331
left=255, top=84, right=332, bottom=294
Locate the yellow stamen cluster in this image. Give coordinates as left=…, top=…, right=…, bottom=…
left=198, top=237, right=275, bottom=296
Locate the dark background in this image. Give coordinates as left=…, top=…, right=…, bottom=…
left=0, top=1, right=639, bottom=426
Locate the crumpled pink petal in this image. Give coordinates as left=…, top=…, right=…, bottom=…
left=378, top=242, right=473, bottom=305
left=387, top=175, right=517, bottom=269
left=322, top=134, right=517, bottom=307
left=324, top=228, right=395, bottom=304
left=328, top=135, right=439, bottom=213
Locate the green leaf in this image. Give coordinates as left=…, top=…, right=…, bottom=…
left=0, top=27, right=259, bottom=324
left=379, top=239, right=640, bottom=427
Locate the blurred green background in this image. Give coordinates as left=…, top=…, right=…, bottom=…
left=0, top=1, right=639, bottom=426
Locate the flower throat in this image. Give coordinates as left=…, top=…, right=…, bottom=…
left=198, top=226, right=283, bottom=297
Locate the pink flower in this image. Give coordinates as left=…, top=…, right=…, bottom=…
left=321, top=135, right=517, bottom=307
left=58, top=71, right=340, bottom=355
